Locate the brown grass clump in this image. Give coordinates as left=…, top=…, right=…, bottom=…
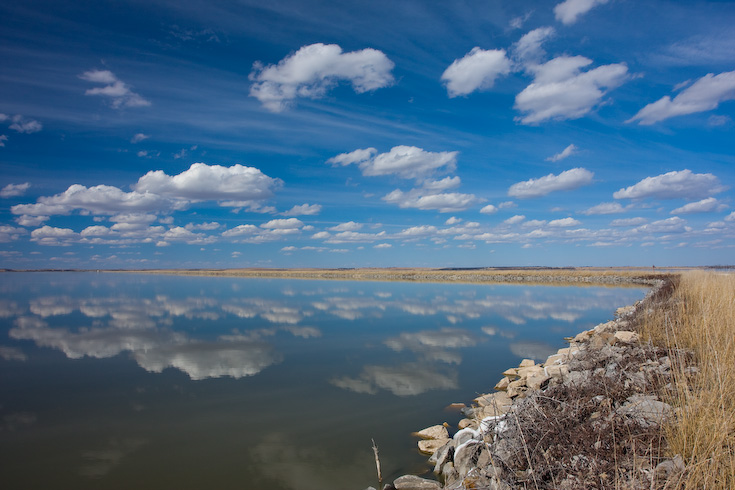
left=639, top=271, right=735, bottom=489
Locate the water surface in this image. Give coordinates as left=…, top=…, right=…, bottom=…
left=0, top=272, right=646, bottom=489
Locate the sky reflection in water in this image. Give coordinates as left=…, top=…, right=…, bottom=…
left=0, top=272, right=646, bottom=489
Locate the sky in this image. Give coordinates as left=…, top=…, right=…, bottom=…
left=0, top=0, right=733, bottom=269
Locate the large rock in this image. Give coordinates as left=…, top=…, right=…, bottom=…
left=393, top=475, right=442, bottom=490
left=416, top=424, right=449, bottom=440
left=418, top=438, right=451, bottom=455
left=617, top=395, right=673, bottom=428
left=613, top=330, right=639, bottom=344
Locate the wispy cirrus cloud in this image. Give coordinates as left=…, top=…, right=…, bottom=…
left=249, top=43, right=394, bottom=112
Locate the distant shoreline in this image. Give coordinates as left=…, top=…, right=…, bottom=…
left=105, top=267, right=678, bottom=287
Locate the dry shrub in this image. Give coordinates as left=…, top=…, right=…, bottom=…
left=639, top=271, right=735, bottom=489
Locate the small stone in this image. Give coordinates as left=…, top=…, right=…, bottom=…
left=418, top=438, right=451, bottom=455
left=393, top=475, right=442, bottom=490
left=617, top=395, right=673, bottom=428
left=519, top=358, right=536, bottom=368
left=457, top=418, right=476, bottom=430
left=506, top=379, right=527, bottom=398
left=416, top=424, right=449, bottom=440
left=654, top=454, right=685, bottom=481
left=502, top=367, right=519, bottom=378
left=517, top=365, right=544, bottom=380
left=445, top=402, right=466, bottom=411
left=573, top=330, right=591, bottom=343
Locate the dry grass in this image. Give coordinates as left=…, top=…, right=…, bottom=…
left=640, top=271, right=735, bottom=489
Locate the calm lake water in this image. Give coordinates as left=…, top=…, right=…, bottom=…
left=0, top=272, right=647, bottom=489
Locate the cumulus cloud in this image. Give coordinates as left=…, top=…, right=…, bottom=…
left=582, top=202, right=626, bottom=215
left=249, top=43, right=394, bottom=112
left=0, top=134, right=6, bottom=146
left=328, top=145, right=458, bottom=180
left=30, top=226, right=77, bottom=246
left=13, top=185, right=170, bottom=217
left=0, top=225, right=27, bottom=242
left=479, top=204, right=498, bottom=214
left=330, top=363, right=457, bottom=396
left=441, top=47, right=511, bottom=97
left=508, top=167, right=594, bottom=198
left=134, top=163, right=281, bottom=202
left=627, top=70, right=735, bottom=125
left=515, top=55, right=628, bottom=124
left=670, top=197, right=728, bottom=214
left=635, top=217, right=689, bottom=234
left=261, top=218, right=303, bottom=229
left=80, top=69, right=151, bottom=108
left=330, top=221, right=363, bottom=232
left=513, top=27, right=555, bottom=65
left=613, top=170, right=726, bottom=200
left=281, top=203, right=322, bottom=216
left=504, top=215, right=526, bottom=225
left=546, top=144, right=578, bottom=162
left=610, top=217, right=647, bottom=227
left=554, top=0, right=609, bottom=25
left=548, top=217, right=581, bottom=227
left=1, top=182, right=30, bottom=198
left=383, top=188, right=480, bottom=213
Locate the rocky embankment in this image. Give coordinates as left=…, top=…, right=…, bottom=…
left=373, top=281, right=688, bottom=490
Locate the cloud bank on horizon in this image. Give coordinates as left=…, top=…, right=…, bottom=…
left=0, top=0, right=733, bottom=268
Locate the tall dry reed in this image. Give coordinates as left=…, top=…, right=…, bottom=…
left=641, top=271, right=735, bottom=489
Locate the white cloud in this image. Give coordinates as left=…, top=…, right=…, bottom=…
left=582, top=202, right=626, bottom=215
left=725, top=211, right=735, bottom=222
left=261, top=218, right=303, bottom=229
left=0, top=134, right=6, bottom=146
left=554, top=0, right=609, bottom=25
left=613, top=170, right=726, bottom=200
left=134, top=163, right=281, bottom=202
left=374, top=243, right=392, bottom=249
left=383, top=188, right=480, bottom=213
left=546, top=144, right=578, bottom=162
left=130, top=133, right=149, bottom=143
left=480, top=204, right=498, bottom=214
left=671, top=197, right=728, bottom=214
left=1, top=182, right=30, bottom=198
left=249, top=43, right=394, bottom=112
left=515, top=56, right=628, bottom=124
left=30, top=225, right=77, bottom=246
left=329, top=146, right=458, bottom=180
left=0, top=225, right=27, bottom=242
left=396, top=225, right=438, bottom=238
left=635, top=217, right=689, bottom=234
left=80, top=69, right=151, bottom=108
left=610, top=217, right=647, bottom=227
left=508, top=167, right=594, bottom=198
left=548, top=217, right=581, bottom=227
left=441, top=47, right=511, bottom=97
left=513, top=27, right=555, bottom=65
left=627, top=71, right=735, bottom=125
left=8, top=115, right=43, bottom=134
left=504, top=215, right=526, bottom=225
left=282, top=203, right=322, bottom=216
left=330, top=221, right=363, bottom=232
left=221, top=225, right=259, bottom=237
left=445, top=216, right=462, bottom=225
left=12, top=184, right=170, bottom=217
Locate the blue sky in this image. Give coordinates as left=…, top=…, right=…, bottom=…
left=0, top=0, right=733, bottom=269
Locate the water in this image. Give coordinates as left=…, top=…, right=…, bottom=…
left=0, top=272, right=647, bottom=489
